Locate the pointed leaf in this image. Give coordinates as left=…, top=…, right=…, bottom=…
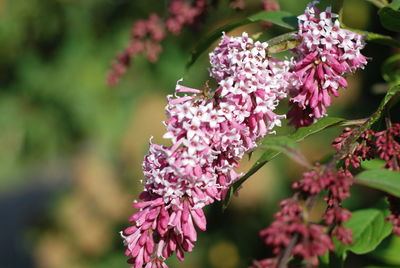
left=355, top=169, right=400, bottom=198
left=335, top=208, right=393, bottom=256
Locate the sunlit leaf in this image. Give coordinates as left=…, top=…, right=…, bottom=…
left=389, top=0, right=400, bottom=10
left=360, top=159, right=386, bottom=170
left=335, top=208, right=393, bottom=256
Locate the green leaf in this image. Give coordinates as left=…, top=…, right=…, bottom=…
left=261, top=136, right=310, bottom=167
left=287, top=117, right=345, bottom=141
left=335, top=208, right=393, bottom=256
left=371, top=235, right=400, bottom=265
left=222, top=117, right=345, bottom=209
left=382, top=54, right=400, bottom=85
left=186, top=11, right=297, bottom=69
left=360, top=159, right=386, bottom=170
left=389, top=0, right=400, bottom=10
left=261, top=136, right=297, bottom=151
left=355, top=169, right=400, bottom=198
left=378, top=7, right=400, bottom=32
left=366, top=31, right=400, bottom=47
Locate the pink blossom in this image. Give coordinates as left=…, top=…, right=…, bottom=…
left=123, top=32, right=291, bottom=267
left=166, top=0, right=206, bottom=35
left=288, top=2, right=367, bottom=128
left=108, top=14, right=166, bottom=86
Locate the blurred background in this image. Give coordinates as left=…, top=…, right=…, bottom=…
left=0, top=0, right=399, bottom=267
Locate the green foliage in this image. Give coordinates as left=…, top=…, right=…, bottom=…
left=382, top=54, right=400, bottom=85
left=378, top=7, right=400, bottom=32
left=334, top=208, right=393, bottom=257
left=222, top=117, right=345, bottom=209
left=261, top=136, right=310, bottom=167
left=360, top=159, right=386, bottom=170
left=389, top=0, right=400, bottom=9
left=355, top=169, right=400, bottom=198
left=372, top=235, right=400, bottom=265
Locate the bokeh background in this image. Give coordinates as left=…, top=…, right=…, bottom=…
left=0, top=0, right=399, bottom=267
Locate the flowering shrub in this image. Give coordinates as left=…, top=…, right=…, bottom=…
left=119, top=1, right=400, bottom=267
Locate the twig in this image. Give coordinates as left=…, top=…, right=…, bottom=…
left=277, top=233, right=299, bottom=268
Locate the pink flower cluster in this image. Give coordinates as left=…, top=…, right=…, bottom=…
left=254, top=167, right=353, bottom=267
left=255, top=198, right=334, bottom=268
left=333, top=124, right=400, bottom=171
left=107, top=1, right=206, bottom=86
left=166, top=0, right=206, bottom=35
left=288, top=1, right=367, bottom=128
left=334, top=123, right=400, bottom=235
left=122, top=32, right=291, bottom=267
left=388, top=195, right=400, bottom=235
left=108, top=14, right=165, bottom=86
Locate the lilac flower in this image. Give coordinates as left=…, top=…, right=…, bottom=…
left=288, top=2, right=367, bottom=128
left=123, top=32, right=291, bottom=267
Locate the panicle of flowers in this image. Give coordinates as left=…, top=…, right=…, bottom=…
left=107, top=1, right=206, bottom=86
left=287, top=1, right=367, bottom=128
left=166, top=0, right=206, bottom=35
left=388, top=195, right=400, bottom=235
left=292, top=167, right=353, bottom=245
left=333, top=123, right=400, bottom=170
left=107, top=14, right=166, bottom=86
left=257, top=196, right=334, bottom=267
left=122, top=32, right=292, bottom=267
left=253, top=145, right=356, bottom=267
left=253, top=166, right=354, bottom=267
left=333, top=123, right=400, bottom=235
left=321, top=169, right=353, bottom=245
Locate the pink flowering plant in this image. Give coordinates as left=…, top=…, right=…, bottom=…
left=117, top=1, right=400, bottom=267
